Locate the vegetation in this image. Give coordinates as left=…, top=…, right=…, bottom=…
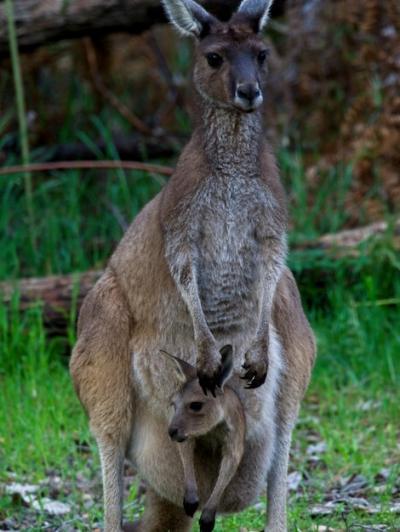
left=1, top=142, right=399, bottom=529
left=1, top=4, right=399, bottom=529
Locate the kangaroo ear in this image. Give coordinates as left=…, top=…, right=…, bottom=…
left=162, top=0, right=217, bottom=38
left=217, top=345, right=233, bottom=390
left=160, top=350, right=197, bottom=382
left=236, top=0, right=274, bottom=32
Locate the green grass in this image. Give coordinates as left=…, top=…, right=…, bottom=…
left=0, top=168, right=164, bottom=280
left=1, top=141, right=399, bottom=530
left=1, top=282, right=399, bottom=530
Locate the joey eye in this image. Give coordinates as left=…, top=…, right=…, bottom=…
left=206, top=53, right=223, bottom=68
left=257, top=49, right=268, bottom=65
left=189, top=401, right=204, bottom=412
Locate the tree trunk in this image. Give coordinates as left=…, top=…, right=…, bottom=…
left=1, top=219, right=398, bottom=335
left=0, top=270, right=102, bottom=336
left=0, top=0, right=241, bottom=57
left=2, top=132, right=182, bottom=164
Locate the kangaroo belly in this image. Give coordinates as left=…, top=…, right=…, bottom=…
left=131, top=410, right=186, bottom=505
left=131, top=331, right=283, bottom=513
left=193, top=174, right=282, bottom=338
left=131, top=413, right=271, bottom=512
left=198, top=252, right=261, bottom=336
left=131, top=411, right=223, bottom=507
left=197, top=209, right=264, bottom=337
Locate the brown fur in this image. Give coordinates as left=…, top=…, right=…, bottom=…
left=70, top=2, right=316, bottom=531
left=165, top=351, right=245, bottom=531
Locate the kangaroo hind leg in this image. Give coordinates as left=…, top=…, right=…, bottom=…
left=127, top=487, right=192, bottom=532
left=70, top=270, right=135, bottom=532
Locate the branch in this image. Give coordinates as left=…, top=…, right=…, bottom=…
left=1, top=219, right=398, bottom=336
left=1, top=132, right=183, bottom=163
left=0, top=270, right=103, bottom=336
left=0, top=0, right=241, bottom=57
left=295, top=219, right=400, bottom=256
left=0, top=160, right=174, bottom=176
left=83, top=37, right=153, bottom=136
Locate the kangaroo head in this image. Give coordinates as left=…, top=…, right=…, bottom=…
left=162, top=0, right=274, bottom=112
left=161, top=346, right=233, bottom=442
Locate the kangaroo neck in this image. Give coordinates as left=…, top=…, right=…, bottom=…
left=196, top=99, right=263, bottom=176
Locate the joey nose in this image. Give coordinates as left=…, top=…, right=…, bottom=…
left=235, top=83, right=263, bottom=111
left=168, top=427, right=178, bottom=440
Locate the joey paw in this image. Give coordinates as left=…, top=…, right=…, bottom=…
left=183, top=493, right=199, bottom=517
left=199, top=508, right=216, bottom=532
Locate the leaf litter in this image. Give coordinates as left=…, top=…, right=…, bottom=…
left=1, top=430, right=399, bottom=530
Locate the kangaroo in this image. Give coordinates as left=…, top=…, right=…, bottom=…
left=70, top=0, right=316, bottom=531
left=163, top=346, right=245, bottom=532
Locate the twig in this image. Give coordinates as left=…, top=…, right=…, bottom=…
left=268, top=19, right=290, bottom=34
left=5, top=0, right=36, bottom=250
left=352, top=298, right=400, bottom=308
left=144, top=32, right=180, bottom=125
left=106, top=200, right=129, bottom=231
left=145, top=32, right=178, bottom=100
left=0, top=161, right=174, bottom=176
left=83, top=37, right=153, bottom=136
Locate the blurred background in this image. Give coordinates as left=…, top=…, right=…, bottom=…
left=0, top=0, right=399, bottom=530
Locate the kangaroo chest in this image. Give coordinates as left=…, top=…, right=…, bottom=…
left=193, top=173, right=278, bottom=335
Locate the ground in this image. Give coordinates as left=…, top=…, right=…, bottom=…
left=0, top=152, right=399, bottom=531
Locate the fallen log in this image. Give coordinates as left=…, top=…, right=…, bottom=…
left=1, top=133, right=183, bottom=168
left=0, top=160, right=174, bottom=177
left=0, top=270, right=103, bottom=336
left=1, top=219, right=398, bottom=335
left=294, top=219, right=400, bottom=257
left=41, top=133, right=181, bottom=162
left=0, top=0, right=241, bottom=57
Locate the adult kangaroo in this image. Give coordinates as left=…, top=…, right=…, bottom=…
left=70, top=0, right=316, bottom=530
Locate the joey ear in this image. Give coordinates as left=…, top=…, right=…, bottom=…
left=236, top=0, right=274, bottom=32
left=162, top=0, right=218, bottom=38
left=160, top=350, right=197, bottom=382
left=217, top=345, right=233, bottom=390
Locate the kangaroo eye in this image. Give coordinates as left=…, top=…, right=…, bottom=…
left=189, top=402, right=204, bottom=412
left=206, top=53, right=223, bottom=68
left=258, top=49, right=268, bottom=64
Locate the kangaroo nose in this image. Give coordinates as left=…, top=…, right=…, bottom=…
left=237, top=84, right=260, bottom=102
left=235, top=83, right=262, bottom=111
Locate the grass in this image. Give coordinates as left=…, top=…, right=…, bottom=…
left=5, top=0, right=34, bottom=252
left=0, top=40, right=399, bottom=527
left=0, top=134, right=399, bottom=530
left=0, top=282, right=399, bottom=530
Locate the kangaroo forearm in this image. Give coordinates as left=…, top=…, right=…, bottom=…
left=254, top=240, right=287, bottom=343
left=179, top=441, right=200, bottom=517
left=179, top=441, right=198, bottom=494
left=167, top=250, right=215, bottom=345
left=204, top=454, right=239, bottom=511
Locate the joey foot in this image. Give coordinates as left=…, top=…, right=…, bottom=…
left=196, top=340, right=222, bottom=396
left=241, top=342, right=269, bottom=389
left=199, top=508, right=216, bottom=532
left=183, top=489, right=199, bottom=517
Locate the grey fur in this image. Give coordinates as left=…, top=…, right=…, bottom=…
left=162, top=0, right=216, bottom=37
left=238, top=0, right=274, bottom=30
left=167, top=356, right=244, bottom=531
left=70, top=5, right=315, bottom=531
